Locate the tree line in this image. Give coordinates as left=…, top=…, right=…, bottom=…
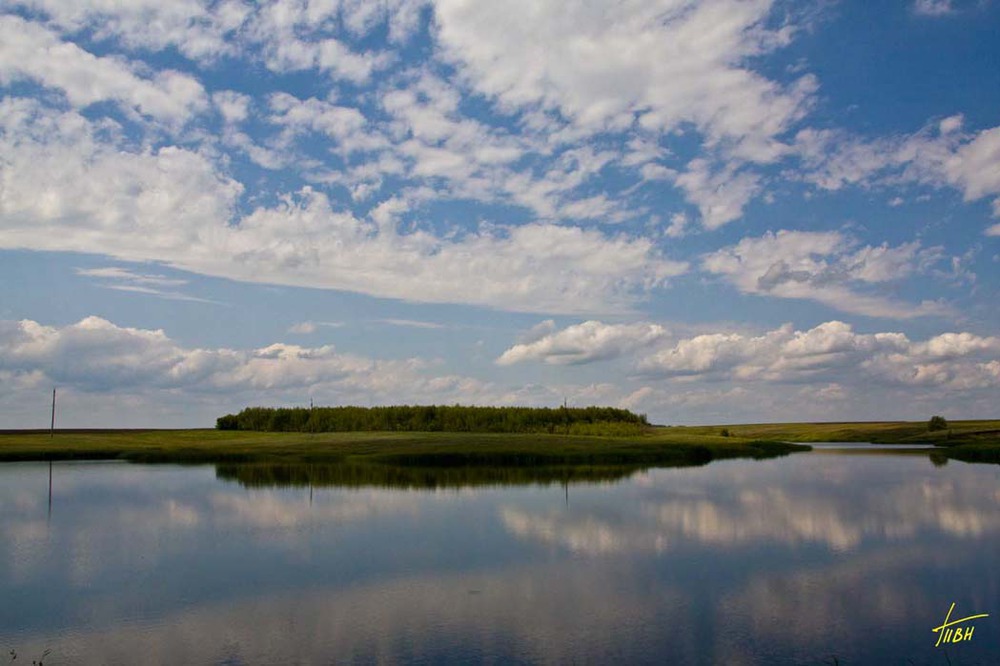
left=216, top=404, right=649, bottom=434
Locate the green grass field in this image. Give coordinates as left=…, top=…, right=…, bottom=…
left=1, top=419, right=997, bottom=467
left=0, top=428, right=805, bottom=466
left=667, top=419, right=1000, bottom=443
left=664, top=420, right=1000, bottom=463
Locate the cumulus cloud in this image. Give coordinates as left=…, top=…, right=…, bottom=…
left=0, top=316, right=666, bottom=426
left=945, top=126, right=1000, bottom=206
left=8, top=0, right=249, bottom=60
left=496, top=318, right=1000, bottom=393
left=0, top=316, right=440, bottom=398
left=497, top=321, right=669, bottom=366
left=287, top=322, right=318, bottom=335
left=702, top=230, right=951, bottom=318
left=795, top=119, right=1000, bottom=228
left=433, top=0, right=814, bottom=160
left=0, top=101, right=686, bottom=314
left=0, top=15, right=207, bottom=124
left=636, top=320, right=1000, bottom=389
left=269, top=92, right=384, bottom=156
left=674, top=159, right=762, bottom=229
left=8, top=0, right=422, bottom=73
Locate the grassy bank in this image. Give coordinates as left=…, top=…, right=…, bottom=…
left=3, top=419, right=998, bottom=468
left=662, top=419, right=1000, bottom=463
left=0, top=428, right=806, bottom=467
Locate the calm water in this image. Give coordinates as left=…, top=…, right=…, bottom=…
left=1, top=450, right=998, bottom=665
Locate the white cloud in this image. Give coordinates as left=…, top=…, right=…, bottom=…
left=269, top=93, right=384, bottom=155
left=664, top=213, right=689, bottom=238
left=432, top=0, right=814, bottom=161
left=8, top=0, right=249, bottom=60
left=636, top=320, right=1000, bottom=389
left=76, top=267, right=186, bottom=288
left=497, top=321, right=669, bottom=366
left=0, top=316, right=432, bottom=397
left=0, top=100, right=687, bottom=314
left=913, top=0, right=954, bottom=15
left=75, top=267, right=215, bottom=303
left=674, top=159, right=762, bottom=229
left=0, top=15, right=207, bottom=124
left=1, top=316, right=996, bottom=426
left=517, top=320, right=557, bottom=345
left=701, top=230, right=951, bottom=318
left=0, top=316, right=662, bottom=426
left=376, top=319, right=445, bottom=330
left=213, top=90, right=252, bottom=124
left=496, top=317, right=1000, bottom=394
left=796, top=120, right=1000, bottom=227
left=939, top=114, right=963, bottom=134
left=944, top=126, right=1000, bottom=205
left=0, top=99, right=243, bottom=254
left=287, top=321, right=318, bottom=335
left=249, top=2, right=392, bottom=83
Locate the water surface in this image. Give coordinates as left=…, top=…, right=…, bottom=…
left=1, top=449, right=998, bottom=664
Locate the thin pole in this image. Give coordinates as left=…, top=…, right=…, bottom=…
left=50, top=388, right=56, bottom=437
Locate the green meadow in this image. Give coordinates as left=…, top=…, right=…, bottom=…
left=0, top=428, right=804, bottom=466
left=1, top=418, right=998, bottom=467
left=669, top=419, right=1000, bottom=463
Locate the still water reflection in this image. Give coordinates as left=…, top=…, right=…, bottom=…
left=1, top=451, right=998, bottom=664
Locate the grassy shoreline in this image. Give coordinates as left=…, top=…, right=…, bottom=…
left=667, top=420, right=1000, bottom=464
left=1, top=419, right=997, bottom=466
left=0, top=428, right=807, bottom=466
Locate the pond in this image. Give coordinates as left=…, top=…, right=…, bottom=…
left=1, top=448, right=997, bottom=664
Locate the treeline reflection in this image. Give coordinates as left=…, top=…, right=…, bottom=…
left=214, top=461, right=665, bottom=489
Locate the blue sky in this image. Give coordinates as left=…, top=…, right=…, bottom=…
left=1, top=0, right=998, bottom=427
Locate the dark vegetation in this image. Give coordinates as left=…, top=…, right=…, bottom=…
left=212, top=439, right=807, bottom=490
left=216, top=404, right=648, bottom=434
left=215, top=462, right=650, bottom=489
left=927, top=415, right=948, bottom=431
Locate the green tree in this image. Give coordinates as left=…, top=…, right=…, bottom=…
left=927, top=415, right=948, bottom=432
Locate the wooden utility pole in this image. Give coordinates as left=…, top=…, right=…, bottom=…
left=563, top=397, right=569, bottom=436
left=50, top=388, right=56, bottom=438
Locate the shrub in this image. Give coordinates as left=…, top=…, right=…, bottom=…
left=927, top=415, right=948, bottom=432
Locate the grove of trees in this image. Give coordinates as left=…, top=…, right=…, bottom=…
left=217, top=404, right=649, bottom=434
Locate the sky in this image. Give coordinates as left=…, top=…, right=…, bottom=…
left=1, top=0, right=999, bottom=427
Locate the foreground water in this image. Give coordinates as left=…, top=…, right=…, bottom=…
left=1, top=449, right=998, bottom=665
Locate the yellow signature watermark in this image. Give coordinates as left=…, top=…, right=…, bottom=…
left=932, top=602, right=989, bottom=647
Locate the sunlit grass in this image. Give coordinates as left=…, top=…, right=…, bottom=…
left=1, top=419, right=996, bottom=466
left=0, top=428, right=805, bottom=466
